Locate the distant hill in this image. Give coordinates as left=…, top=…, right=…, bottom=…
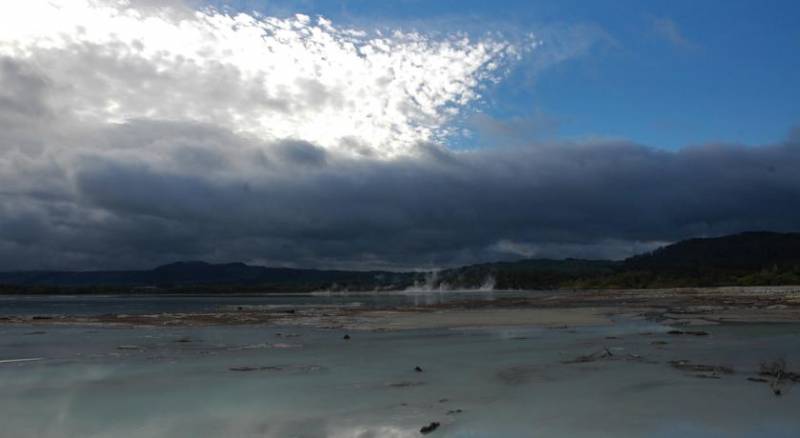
left=416, top=232, right=800, bottom=290
left=433, top=258, right=619, bottom=290
left=607, top=231, right=800, bottom=288
left=1, top=231, right=799, bottom=293
left=0, top=261, right=417, bottom=293
left=625, top=232, right=800, bottom=270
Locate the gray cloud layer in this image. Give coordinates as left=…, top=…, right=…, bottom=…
left=2, top=54, right=800, bottom=270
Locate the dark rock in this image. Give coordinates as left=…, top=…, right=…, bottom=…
left=415, top=366, right=423, bottom=372
left=343, top=334, right=351, bottom=340
left=420, top=422, right=440, bottom=434
left=446, top=409, right=463, bottom=415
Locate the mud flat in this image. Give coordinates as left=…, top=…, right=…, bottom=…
left=2, top=287, right=800, bottom=437
left=1, top=286, right=799, bottom=329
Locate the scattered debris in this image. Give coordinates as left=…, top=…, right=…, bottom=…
left=229, top=364, right=325, bottom=373
left=387, top=381, right=424, bottom=388
left=563, top=347, right=614, bottom=364
left=759, top=359, right=800, bottom=382
left=420, top=422, right=440, bottom=434
left=757, top=359, right=800, bottom=396
left=747, top=377, right=769, bottom=383
left=669, top=360, right=733, bottom=378
left=415, top=366, right=424, bottom=372
left=667, top=330, right=709, bottom=336
left=230, top=366, right=262, bottom=372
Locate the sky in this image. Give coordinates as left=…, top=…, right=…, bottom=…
left=0, top=0, right=798, bottom=271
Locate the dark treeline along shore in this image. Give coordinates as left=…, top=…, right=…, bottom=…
left=2, top=231, right=800, bottom=295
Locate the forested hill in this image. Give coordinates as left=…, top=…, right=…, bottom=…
left=1, top=232, right=799, bottom=293
left=434, top=232, right=800, bottom=289
left=625, top=232, right=800, bottom=270
left=0, top=261, right=416, bottom=293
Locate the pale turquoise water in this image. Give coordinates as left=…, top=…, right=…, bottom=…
left=1, top=319, right=799, bottom=437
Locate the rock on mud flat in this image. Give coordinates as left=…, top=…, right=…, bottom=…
left=420, top=422, right=440, bottom=434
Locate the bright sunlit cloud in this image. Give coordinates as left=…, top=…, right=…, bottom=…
left=0, top=0, right=535, bottom=157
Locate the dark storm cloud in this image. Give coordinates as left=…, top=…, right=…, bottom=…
left=3, top=87, right=800, bottom=271
left=1, top=42, right=799, bottom=270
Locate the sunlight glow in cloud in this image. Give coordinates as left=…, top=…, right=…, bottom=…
left=0, top=0, right=535, bottom=157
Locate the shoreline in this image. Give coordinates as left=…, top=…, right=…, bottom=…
left=2, top=286, right=799, bottom=329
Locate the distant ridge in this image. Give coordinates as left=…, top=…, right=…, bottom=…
left=1, top=231, right=799, bottom=293
left=625, top=231, right=800, bottom=269
left=0, top=261, right=412, bottom=291
left=425, top=231, right=800, bottom=290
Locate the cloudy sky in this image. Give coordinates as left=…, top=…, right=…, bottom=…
left=0, top=0, right=799, bottom=271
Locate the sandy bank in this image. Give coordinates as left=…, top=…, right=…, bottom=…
left=344, top=307, right=613, bottom=330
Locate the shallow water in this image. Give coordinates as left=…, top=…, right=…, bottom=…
left=1, top=320, right=799, bottom=437
left=0, top=291, right=531, bottom=316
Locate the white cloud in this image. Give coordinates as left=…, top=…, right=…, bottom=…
left=0, top=0, right=535, bottom=157
left=652, top=17, right=697, bottom=50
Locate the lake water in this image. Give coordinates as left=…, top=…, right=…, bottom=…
left=1, top=313, right=800, bottom=437
left=0, top=291, right=531, bottom=316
